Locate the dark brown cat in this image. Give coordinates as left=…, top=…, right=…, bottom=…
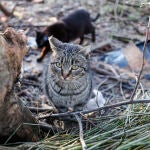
left=36, top=9, right=99, bottom=62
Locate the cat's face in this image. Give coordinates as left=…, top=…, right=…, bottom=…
left=36, top=31, right=48, bottom=48
left=49, top=37, right=91, bottom=81
left=50, top=50, right=87, bottom=81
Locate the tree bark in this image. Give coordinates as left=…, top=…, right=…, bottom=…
left=0, top=28, right=39, bottom=143
left=0, top=2, right=14, bottom=17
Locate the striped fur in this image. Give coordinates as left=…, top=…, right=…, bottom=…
left=44, top=37, right=92, bottom=113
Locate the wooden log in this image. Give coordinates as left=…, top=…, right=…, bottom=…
left=0, top=2, right=15, bottom=17
left=0, top=28, right=39, bottom=143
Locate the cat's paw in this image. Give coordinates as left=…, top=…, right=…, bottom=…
left=36, top=56, right=43, bottom=62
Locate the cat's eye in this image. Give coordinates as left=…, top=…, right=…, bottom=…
left=56, top=62, right=62, bottom=68
left=72, top=65, right=79, bottom=70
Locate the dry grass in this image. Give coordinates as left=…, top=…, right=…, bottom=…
left=1, top=90, right=150, bottom=150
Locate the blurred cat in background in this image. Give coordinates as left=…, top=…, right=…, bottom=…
left=36, top=9, right=99, bottom=62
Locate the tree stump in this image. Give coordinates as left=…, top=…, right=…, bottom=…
left=0, top=28, right=39, bottom=143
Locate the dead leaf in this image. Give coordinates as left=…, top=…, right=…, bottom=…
left=122, top=42, right=149, bottom=72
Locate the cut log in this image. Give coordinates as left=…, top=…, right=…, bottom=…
left=0, top=2, right=15, bottom=17
left=0, top=28, right=39, bottom=143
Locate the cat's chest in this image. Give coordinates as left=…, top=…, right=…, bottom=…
left=48, top=85, right=91, bottom=107
left=48, top=74, right=91, bottom=102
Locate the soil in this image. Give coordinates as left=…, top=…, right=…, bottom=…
left=0, top=0, right=149, bottom=115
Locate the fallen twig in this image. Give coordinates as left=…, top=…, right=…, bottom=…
left=39, top=121, right=55, bottom=135
left=75, top=114, right=87, bottom=150
left=80, top=113, right=96, bottom=127
left=108, top=0, right=140, bottom=7
left=9, top=24, right=50, bottom=28
left=91, top=62, right=130, bottom=82
left=28, top=106, right=54, bottom=113
left=38, top=99, right=150, bottom=119
left=91, top=40, right=111, bottom=52
left=112, top=34, right=138, bottom=43
left=130, top=17, right=150, bottom=100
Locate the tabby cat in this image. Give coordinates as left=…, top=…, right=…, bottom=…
left=44, top=36, right=92, bottom=114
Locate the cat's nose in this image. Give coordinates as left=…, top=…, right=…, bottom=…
left=63, top=75, right=68, bottom=79
left=62, top=71, right=69, bottom=79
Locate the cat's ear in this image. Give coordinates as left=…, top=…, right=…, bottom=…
left=48, top=36, right=62, bottom=52
left=79, top=45, right=91, bottom=57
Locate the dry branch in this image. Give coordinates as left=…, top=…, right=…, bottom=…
left=75, top=114, right=87, bottom=150
left=130, top=17, right=150, bottom=100
left=46, top=99, right=150, bottom=118
left=108, top=0, right=139, bottom=7
left=91, top=40, right=111, bottom=52
left=28, top=106, right=54, bottom=113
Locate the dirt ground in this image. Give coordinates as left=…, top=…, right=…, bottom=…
left=0, top=0, right=150, bottom=109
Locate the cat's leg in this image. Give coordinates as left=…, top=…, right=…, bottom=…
left=91, top=26, right=95, bottom=42
left=37, top=46, right=48, bottom=62
left=74, top=103, right=85, bottom=111
left=79, top=35, right=84, bottom=44
left=56, top=106, right=68, bottom=113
